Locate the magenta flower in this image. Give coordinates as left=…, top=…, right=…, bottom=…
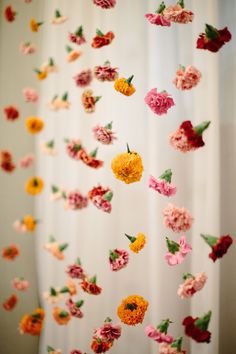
left=145, top=327, right=173, bottom=344
left=173, top=65, right=201, bottom=90
left=149, top=169, right=176, bottom=197
left=95, top=319, right=121, bottom=340
left=66, top=298, right=84, bottom=318
left=144, top=88, right=174, bottom=116
left=74, top=69, right=93, bottom=88
left=64, top=190, right=88, bottom=210
left=23, top=87, right=38, bottom=102
left=163, top=204, right=193, bottom=233
left=94, top=61, right=118, bottom=81
left=93, top=0, right=116, bottom=9
left=145, top=13, right=171, bottom=26
left=69, top=26, right=86, bottom=45
left=66, top=259, right=85, bottom=279
left=165, top=235, right=192, bottom=266
left=92, top=122, right=117, bottom=145
left=91, top=190, right=113, bottom=213
left=109, top=249, right=129, bottom=271
left=177, top=272, right=207, bottom=299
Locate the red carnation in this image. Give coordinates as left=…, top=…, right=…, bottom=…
left=80, top=276, right=102, bottom=295
left=197, top=24, right=232, bottom=53
left=91, top=30, right=115, bottom=49
left=182, top=311, right=211, bottom=343
left=4, top=5, right=17, bottom=22
left=4, top=105, right=19, bottom=121
left=91, top=339, right=113, bottom=353
left=201, top=234, right=233, bottom=262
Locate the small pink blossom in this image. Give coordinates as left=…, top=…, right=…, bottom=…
left=145, top=326, right=173, bottom=344
left=41, top=141, right=57, bottom=156
left=69, top=26, right=86, bottom=45
left=145, top=13, right=171, bottom=26
left=93, top=123, right=116, bottom=145
left=93, top=0, right=116, bottom=9
left=163, top=4, right=194, bottom=24
left=163, top=204, right=193, bottom=232
left=74, top=69, right=93, bottom=88
left=93, top=195, right=112, bottom=213
left=109, top=249, right=129, bottom=271
left=165, top=235, right=192, bottom=266
left=159, top=342, right=186, bottom=354
left=43, top=288, right=64, bottom=304
left=19, top=154, right=34, bottom=169
left=66, top=139, right=82, bottom=160
left=23, top=88, right=38, bottom=102
left=149, top=175, right=176, bottom=197
left=177, top=272, right=207, bottom=299
left=12, top=278, right=29, bottom=291
left=94, top=62, right=118, bottom=81
left=13, top=220, right=27, bottom=233
left=66, top=263, right=85, bottom=279
left=64, top=190, right=88, bottom=210
left=66, top=298, right=84, bottom=318
left=24, top=0, right=32, bottom=3
left=173, top=65, right=201, bottom=90
left=95, top=322, right=121, bottom=340
left=19, top=42, right=36, bottom=55
left=144, top=88, right=174, bottom=116
left=169, top=128, right=191, bottom=153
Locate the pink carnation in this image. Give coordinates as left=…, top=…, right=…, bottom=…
left=19, top=42, right=36, bottom=54
left=12, top=278, right=29, bottom=291
left=163, top=204, right=193, bottom=233
left=66, top=264, right=85, bottom=279
left=109, top=249, right=129, bottom=271
left=145, top=325, right=173, bottom=344
left=74, top=69, right=93, bottom=88
left=145, top=13, right=171, bottom=26
left=70, top=351, right=83, bottom=354
left=177, top=272, right=207, bottom=299
left=173, top=65, right=201, bottom=90
left=19, top=154, right=34, bottom=169
left=93, top=195, right=112, bottom=213
left=95, top=323, right=121, bottom=340
left=65, top=190, right=88, bottom=210
left=165, top=235, right=192, bottom=266
left=13, top=220, right=27, bottom=233
left=66, top=298, right=84, bottom=318
left=23, top=87, right=38, bottom=102
left=149, top=175, right=176, bottom=197
left=169, top=128, right=191, bottom=152
left=92, top=124, right=116, bottom=145
left=66, top=140, right=82, bottom=160
left=94, top=62, right=118, bottom=81
left=159, top=343, right=186, bottom=354
left=144, top=88, right=174, bottom=116
left=163, top=4, right=194, bottom=24
left=93, top=0, right=116, bottom=9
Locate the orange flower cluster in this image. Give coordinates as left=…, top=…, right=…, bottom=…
left=19, top=308, right=45, bottom=335
left=117, top=295, right=148, bottom=325
left=2, top=244, right=19, bottom=260
left=52, top=307, right=71, bottom=325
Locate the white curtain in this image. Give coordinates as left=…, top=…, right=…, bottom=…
left=35, top=1, right=235, bottom=354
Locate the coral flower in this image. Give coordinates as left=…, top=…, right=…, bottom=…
left=145, top=319, right=173, bottom=344
left=52, top=307, right=71, bottom=325
left=163, top=0, right=194, bottom=24
left=74, top=69, right=93, bottom=88
left=201, top=234, right=233, bottom=262
left=19, top=154, right=34, bottom=168
left=94, top=61, right=118, bottom=82
left=41, top=140, right=57, bottom=156
left=145, top=2, right=171, bottom=27
left=81, top=276, right=102, bottom=295
left=60, top=279, right=77, bottom=296
left=196, top=24, right=232, bottom=53
left=91, top=340, right=113, bottom=354
left=30, top=18, right=43, bottom=32
left=12, top=278, right=29, bottom=291
left=69, top=26, right=86, bottom=45
left=149, top=169, right=176, bottom=197
left=2, top=294, right=18, bottom=311
left=4, top=5, right=17, bottom=22
left=2, top=244, right=19, bottom=260
left=66, top=46, right=82, bottom=62
left=23, top=87, right=38, bottom=102
left=159, top=337, right=186, bottom=354
left=125, top=233, right=146, bottom=253
left=66, top=258, right=86, bottom=279
left=117, top=295, right=148, bottom=326
left=25, top=177, right=44, bottom=195
left=182, top=311, right=212, bottom=343
left=93, top=0, right=116, bottom=9
left=114, top=75, right=136, bottom=96
left=19, top=308, right=45, bottom=335
left=4, top=105, right=19, bottom=121
left=173, top=65, right=201, bottom=90
left=93, top=122, right=117, bottom=145
left=165, top=236, right=192, bottom=266
left=81, top=89, right=101, bottom=113
left=144, top=88, right=174, bottom=116
left=66, top=298, right=84, bottom=318
left=44, top=237, right=68, bottom=260
left=109, top=249, right=129, bottom=271
left=19, top=42, right=37, bottom=54
left=25, top=116, right=44, bottom=134
left=177, top=272, right=207, bottom=299
left=43, top=287, right=64, bottom=304
left=163, top=204, right=193, bottom=232
left=51, top=9, right=68, bottom=25
left=91, top=29, right=115, bottom=48
left=41, top=57, right=58, bottom=74
left=111, top=144, right=143, bottom=184
left=78, top=148, right=104, bottom=169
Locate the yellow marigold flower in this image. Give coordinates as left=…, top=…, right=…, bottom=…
left=117, top=294, right=148, bottom=326
left=37, top=70, right=47, bottom=80
left=23, top=215, right=36, bottom=232
left=125, top=233, right=146, bottom=253
left=114, top=75, right=136, bottom=96
left=25, top=116, right=44, bottom=134
left=111, top=144, right=143, bottom=184
left=25, top=177, right=44, bottom=195
left=30, top=18, right=43, bottom=32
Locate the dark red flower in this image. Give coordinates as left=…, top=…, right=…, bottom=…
left=209, top=235, right=233, bottom=262
left=182, top=314, right=211, bottom=343
left=1, top=160, right=15, bottom=173
left=2, top=294, right=18, bottom=310
left=87, top=185, right=110, bottom=200
left=80, top=277, right=102, bottom=295
left=4, top=5, right=17, bottom=22
left=180, top=121, right=205, bottom=148
left=4, top=105, right=19, bottom=121
left=197, top=25, right=232, bottom=53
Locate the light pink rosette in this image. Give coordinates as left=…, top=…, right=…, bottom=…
left=144, top=88, right=174, bottom=116
left=163, top=204, right=193, bottom=232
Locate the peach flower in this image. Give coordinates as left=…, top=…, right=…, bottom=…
left=12, top=278, right=29, bottom=291
left=52, top=307, right=71, bottom=325
left=23, top=87, right=38, bottom=102
left=66, top=46, right=81, bottom=62
left=163, top=3, right=194, bottom=24
left=173, top=65, right=201, bottom=90
left=19, top=154, right=34, bottom=168
left=163, top=204, right=193, bottom=232
left=19, top=42, right=36, bottom=54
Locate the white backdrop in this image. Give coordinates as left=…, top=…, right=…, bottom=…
left=34, top=1, right=236, bottom=354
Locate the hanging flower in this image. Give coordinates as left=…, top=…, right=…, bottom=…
left=149, top=169, right=176, bottom=197
left=69, top=26, right=86, bottom=45
left=13, top=215, right=38, bottom=233
left=80, top=276, right=102, bottom=295
left=163, top=204, right=193, bottom=232
left=145, top=2, right=171, bottom=27
left=30, top=18, right=43, bottom=32
left=196, top=24, right=232, bottom=53
left=0, top=150, right=15, bottom=173
left=34, top=68, right=47, bottom=80
left=60, top=279, right=77, bottom=296
left=95, top=318, right=121, bottom=341
left=12, top=278, right=29, bottom=291
left=23, top=87, right=38, bottom=102
left=41, top=140, right=57, bottom=156
left=81, top=89, right=101, bottom=113
left=19, top=42, right=37, bottom=54
left=88, top=185, right=110, bottom=200
left=52, top=307, right=71, bottom=325
left=2, top=244, right=20, bottom=260
left=19, top=154, right=34, bottom=168
left=24, top=0, right=32, bottom=3
left=109, top=249, right=129, bottom=271
left=44, top=236, right=68, bottom=260
left=2, top=294, right=18, bottom=311
left=66, top=46, right=82, bottom=62
left=65, top=139, right=82, bottom=160
left=111, top=144, right=143, bottom=184
left=93, top=0, right=116, bottom=9
left=125, top=233, right=146, bottom=253
left=94, top=61, right=118, bottom=82
left=201, top=234, right=233, bottom=262
left=25, top=116, right=44, bottom=134
left=43, top=287, right=64, bottom=304
left=173, top=65, right=201, bottom=90
left=163, top=0, right=194, bottom=24
left=19, top=308, right=45, bottom=335
left=145, top=319, right=173, bottom=344
left=144, top=88, right=174, bottom=116
left=182, top=311, right=212, bottom=343
left=48, top=93, right=70, bottom=111
left=74, top=69, right=93, bottom=88
left=159, top=337, right=186, bottom=354
left=4, top=5, right=17, bottom=22
left=91, top=29, right=115, bottom=48
left=66, top=298, right=84, bottom=318
left=91, top=340, right=113, bottom=354
left=50, top=185, right=67, bottom=201
left=114, top=75, right=136, bottom=96
left=170, top=120, right=211, bottom=153
left=64, top=190, right=88, bottom=210
left=117, top=295, right=148, bottom=326
left=51, top=9, right=68, bottom=25
left=25, top=176, right=44, bottom=195
left=70, top=350, right=83, bottom=354
left=4, top=105, right=19, bottom=121
left=41, top=57, right=58, bottom=74
left=78, top=148, right=104, bottom=169
left=47, top=346, right=62, bottom=354
left=165, top=236, right=192, bottom=266
left=66, top=258, right=86, bottom=279
left=93, top=122, right=117, bottom=145
left=177, top=272, right=207, bottom=299
left=92, top=191, right=113, bottom=213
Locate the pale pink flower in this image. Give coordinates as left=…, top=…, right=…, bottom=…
left=64, top=190, right=88, bottom=210
left=93, top=123, right=116, bottom=145
left=173, top=65, right=201, bottom=90
left=165, top=235, right=192, bottom=266
left=109, top=249, right=129, bottom=271
left=23, top=87, right=38, bottom=102
left=66, top=140, right=82, bottom=160
left=163, top=204, right=193, bottom=232
left=94, top=62, right=118, bottom=81
left=49, top=95, right=70, bottom=111
left=74, top=69, right=93, bottom=88
left=93, top=196, right=111, bottom=213
left=19, top=42, right=36, bottom=55
left=159, top=343, right=186, bottom=354
left=44, top=242, right=67, bottom=260
left=169, top=128, right=191, bottom=152
left=66, top=264, right=85, bottom=279
left=144, top=88, right=174, bottom=116
left=41, top=61, right=58, bottom=74
left=66, top=298, right=84, bottom=318
left=12, top=278, right=29, bottom=291
left=19, top=154, right=34, bottom=168
left=13, top=220, right=27, bottom=233
left=95, top=323, right=121, bottom=340
left=48, top=350, right=62, bottom=354
left=194, top=272, right=207, bottom=291
left=178, top=272, right=207, bottom=299
left=43, top=288, right=64, bottom=304
left=93, top=0, right=116, bottom=9
left=149, top=175, right=176, bottom=197
left=50, top=186, right=67, bottom=201
left=145, top=325, right=173, bottom=344
left=145, top=13, right=171, bottom=26
left=163, top=4, right=194, bottom=24
left=41, top=141, right=57, bottom=156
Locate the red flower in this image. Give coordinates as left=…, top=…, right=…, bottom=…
left=91, top=30, right=115, bottom=49
left=197, top=25, right=232, bottom=53
left=88, top=185, right=110, bottom=200
left=182, top=312, right=211, bottom=343
left=1, top=160, right=16, bottom=173
left=4, top=105, right=19, bottom=121
left=4, top=5, right=17, bottom=22
left=91, top=339, right=113, bottom=353
left=2, top=294, right=18, bottom=310
left=180, top=121, right=205, bottom=148
left=80, top=277, right=102, bottom=295
left=78, top=149, right=104, bottom=169
left=209, top=235, right=233, bottom=262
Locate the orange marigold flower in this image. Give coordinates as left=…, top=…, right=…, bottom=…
left=91, top=29, right=115, bottom=49
left=117, top=295, right=148, bottom=325
left=125, top=233, right=146, bottom=253
left=25, top=116, right=44, bottom=134
left=52, top=307, right=71, bottom=325
left=23, top=215, right=37, bottom=231
left=114, top=75, right=136, bottom=96
left=19, top=308, right=45, bottom=335
left=30, top=18, right=43, bottom=32
left=36, top=70, right=47, bottom=80
left=2, top=244, right=19, bottom=260
left=25, top=177, right=44, bottom=195
left=2, top=294, right=18, bottom=311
